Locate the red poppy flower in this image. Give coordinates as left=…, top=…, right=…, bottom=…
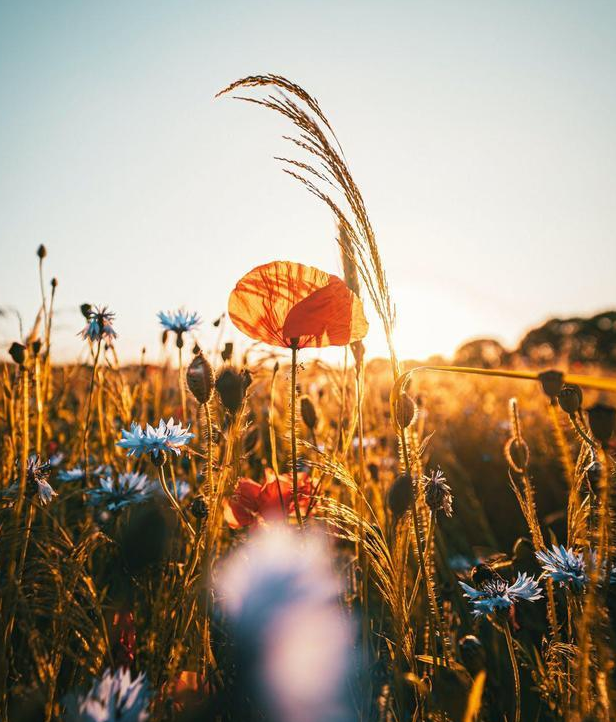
left=228, top=260, right=368, bottom=349
left=223, top=468, right=315, bottom=529
left=108, top=609, right=136, bottom=669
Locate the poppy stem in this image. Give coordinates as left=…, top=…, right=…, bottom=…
left=290, top=342, right=303, bottom=528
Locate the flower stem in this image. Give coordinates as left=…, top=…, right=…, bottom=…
left=82, top=340, right=102, bottom=485
left=178, top=344, right=187, bottom=422
left=504, top=620, right=521, bottom=722
left=204, top=401, right=214, bottom=499
left=157, top=464, right=195, bottom=537
left=399, top=431, right=440, bottom=668
left=290, top=342, right=303, bottom=528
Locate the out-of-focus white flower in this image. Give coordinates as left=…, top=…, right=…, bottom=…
left=217, top=524, right=355, bottom=722
left=64, top=667, right=149, bottom=721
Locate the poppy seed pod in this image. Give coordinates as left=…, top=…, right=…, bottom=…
left=51, top=277, right=58, bottom=289
left=300, top=395, right=318, bottom=430
left=395, top=393, right=416, bottom=429
left=8, top=342, right=26, bottom=366
left=37, top=244, right=47, bottom=259
left=538, top=370, right=564, bottom=399
left=216, top=367, right=251, bottom=415
left=80, top=303, right=92, bottom=319
left=587, top=403, right=616, bottom=445
left=558, top=384, right=583, bottom=415
left=31, top=339, right=42, bottom=356
left=387, top=473, right=413, bottom=518
left=186, top=352, right=215, bottom=405
left=190, top=495, right=209, bottom=520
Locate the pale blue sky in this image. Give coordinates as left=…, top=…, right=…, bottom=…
left=1, top=1, right=615, bottom=362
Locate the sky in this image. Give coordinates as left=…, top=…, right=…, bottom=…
left=1, top=0, right=615, bottom=364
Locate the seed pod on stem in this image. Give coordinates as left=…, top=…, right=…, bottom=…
left=186, top=352, right=215, bottom=405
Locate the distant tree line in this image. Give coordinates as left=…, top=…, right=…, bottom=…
left=453, top=310, right=616, bottom=369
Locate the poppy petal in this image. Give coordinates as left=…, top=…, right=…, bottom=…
left=228, top=260, right=368, bottom=349
left=283, top=276, right=368, bottom=347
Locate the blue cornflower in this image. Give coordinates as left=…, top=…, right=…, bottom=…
left=64, top=667, right=150, bottom=722
left=158, top=309, right=201, bottom=335
left=87, top=472, right=155, bottom=511
left=26, top=455, right=57, bottom=505
left=116, top=418, right=194, bottom=459
left=459, top=572, right=543, bottom=618
left=536, top=545, right=588, bottom=591
left=1, top=455, right=57, bottom=506
left=57, top=467, right=86, bottom=483
left=80, top=306, right=117, bottom=343
left=57, top=464, right=112, bottom=484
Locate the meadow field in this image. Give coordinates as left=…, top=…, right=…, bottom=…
left=1, top=76, right=615, bottom=722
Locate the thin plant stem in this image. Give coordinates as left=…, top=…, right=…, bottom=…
left=157, top=463, right=195, bottom=537
left=354, top=360, right=371, bottom=713
left=269, top=363, right=280, bottom=476
left=178, top=343, right=187, bottom=422
left=204, top=401, right=214, bottom=498
left=504, top=620, right=521, bottom=722
left=82, top=340, right=102, bottom=484
left=399, top=431, right=439, bottom=667
left=290, top=342, right=303, bottom=528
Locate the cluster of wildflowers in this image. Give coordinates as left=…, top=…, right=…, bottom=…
left=116, top=418, right=193, bottom=459
left=87, top=472, right=156, bottom=512
left=460, top=571, right=542, bottom=618
left=80, top=306, right=117, bottom=343
left=64, top=667, right=150, bottom=722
